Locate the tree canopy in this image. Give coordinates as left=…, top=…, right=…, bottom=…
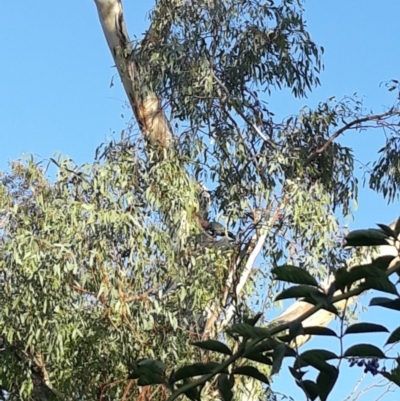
left=1, top=0, right=400, bottom=400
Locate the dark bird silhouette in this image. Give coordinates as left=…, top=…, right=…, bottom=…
left=201, top=220, right=236, bottom=240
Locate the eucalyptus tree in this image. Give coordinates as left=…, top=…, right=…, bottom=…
left=1, top=0, right=400, bottom=400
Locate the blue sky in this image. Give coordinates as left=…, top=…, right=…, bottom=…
left=1, top=1, right=400, bottom=400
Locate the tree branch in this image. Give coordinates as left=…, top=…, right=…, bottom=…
left=304, top=110, right=400, bottom=167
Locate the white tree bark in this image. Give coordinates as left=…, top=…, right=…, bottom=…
left=93, top=0, right=173, bottom=147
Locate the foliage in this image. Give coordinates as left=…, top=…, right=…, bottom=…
left=130, top=222, right=400, bottom=401
left=0, top=153, right=233, bottom=400
left=1, top=0, right=400, bottom=400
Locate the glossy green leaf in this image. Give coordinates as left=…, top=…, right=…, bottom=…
left=344, top=229, right=390, bottom=247
left=364, top=277, right=398, bottom=295
left=317, top=367, right=339, bottom=401
left=275, top=285, right=323, bottom=301
left=229, top=323, right=271, bottom=339
left=386, top=326, right=400, bottom=345
left=242, top=352, right=273, bottom=366
left=344, top=323, right=389, bottom=335
left=381, top=371, right=400, bottom=387
left=244, top=313, right=263, bottom=326
left=295, top=350, right=337, bottom=374
left=271, top=343, right=286, bottom=375
left=177, top=379, right=202, bottom=401
left=272, top=265, right=318, bottom=287
left=232, top=366, right=270, bottom=385
left=298, top=380, right=319, bottom=401
left=369, top=297, right=400, bottom=311
left=218, top=374, right=234, bottom=401
left=344, top=344, right=385, bottom=358
left=191, top=340, right=232, bottom=356
left=376, top=224, right=396, bottom=239
left=302, top=326, right=337, bottom=337
left=394, top=217, right=400, bottom=237
left=175, top=362, right=223, bottom=381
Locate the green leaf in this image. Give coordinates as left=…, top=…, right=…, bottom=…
left=137, top=371, right=165, bottom=386
left=275, top=285, right=322, bottom=301
left=175, top=362, right=224, bottom=381
left=218, top=374, right=234, bottom=401
left=248, top=338, right=280, bottom=354
left=272, top=265, right=318, bottom=287
left=294, top=350, right=337, bottom=373
left=302, top=326, right=337, bottom=337
left=336, top=263, right=390, bottom=292
left=289, top=321, right=304, bottom=337
left=334, top=267, right=352, bottom=291
left=386, top=326, right=400, bottom=345
left=394, top=217, right=400, bottom=237
left=344, top=323, right=389, bottom=335
left=278, top=322, right=305, bottom=343
left=191, top=340, right=232, bottom=356
left=372, top=255, right=396, bottom=270
left=232, top=366, right=270, bottom=385
left=307, top=292, right=339, bottom=314
left=177, top=379, right=202, bottom=401
left=381, top=371, right=400, bottom=387
left=129, top=359, right=166, bottom=385
left=344, top=229, right=390, bottom=247
left=242, top=352, right=273, bottom=366
left=376, top=223, right=396, bottom=239
left=317, top=367, right=339, bottom=401
left=271, top=343, right=286, bottom=375
left=344, top=344, right=385, bottom=358
left=370, top=297, right=400, bottom=311
left=297, top=380, right=319, bottom=401
left=244, top=312, right=263, bottom=326
left=229, top=323, right=271, bottom=339
left=364, top=277, right=398, bottom=295
left=288, top=366, right=307, bottom=380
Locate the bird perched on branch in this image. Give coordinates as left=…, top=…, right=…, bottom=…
left=200, top=220, right=236, bottom=240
